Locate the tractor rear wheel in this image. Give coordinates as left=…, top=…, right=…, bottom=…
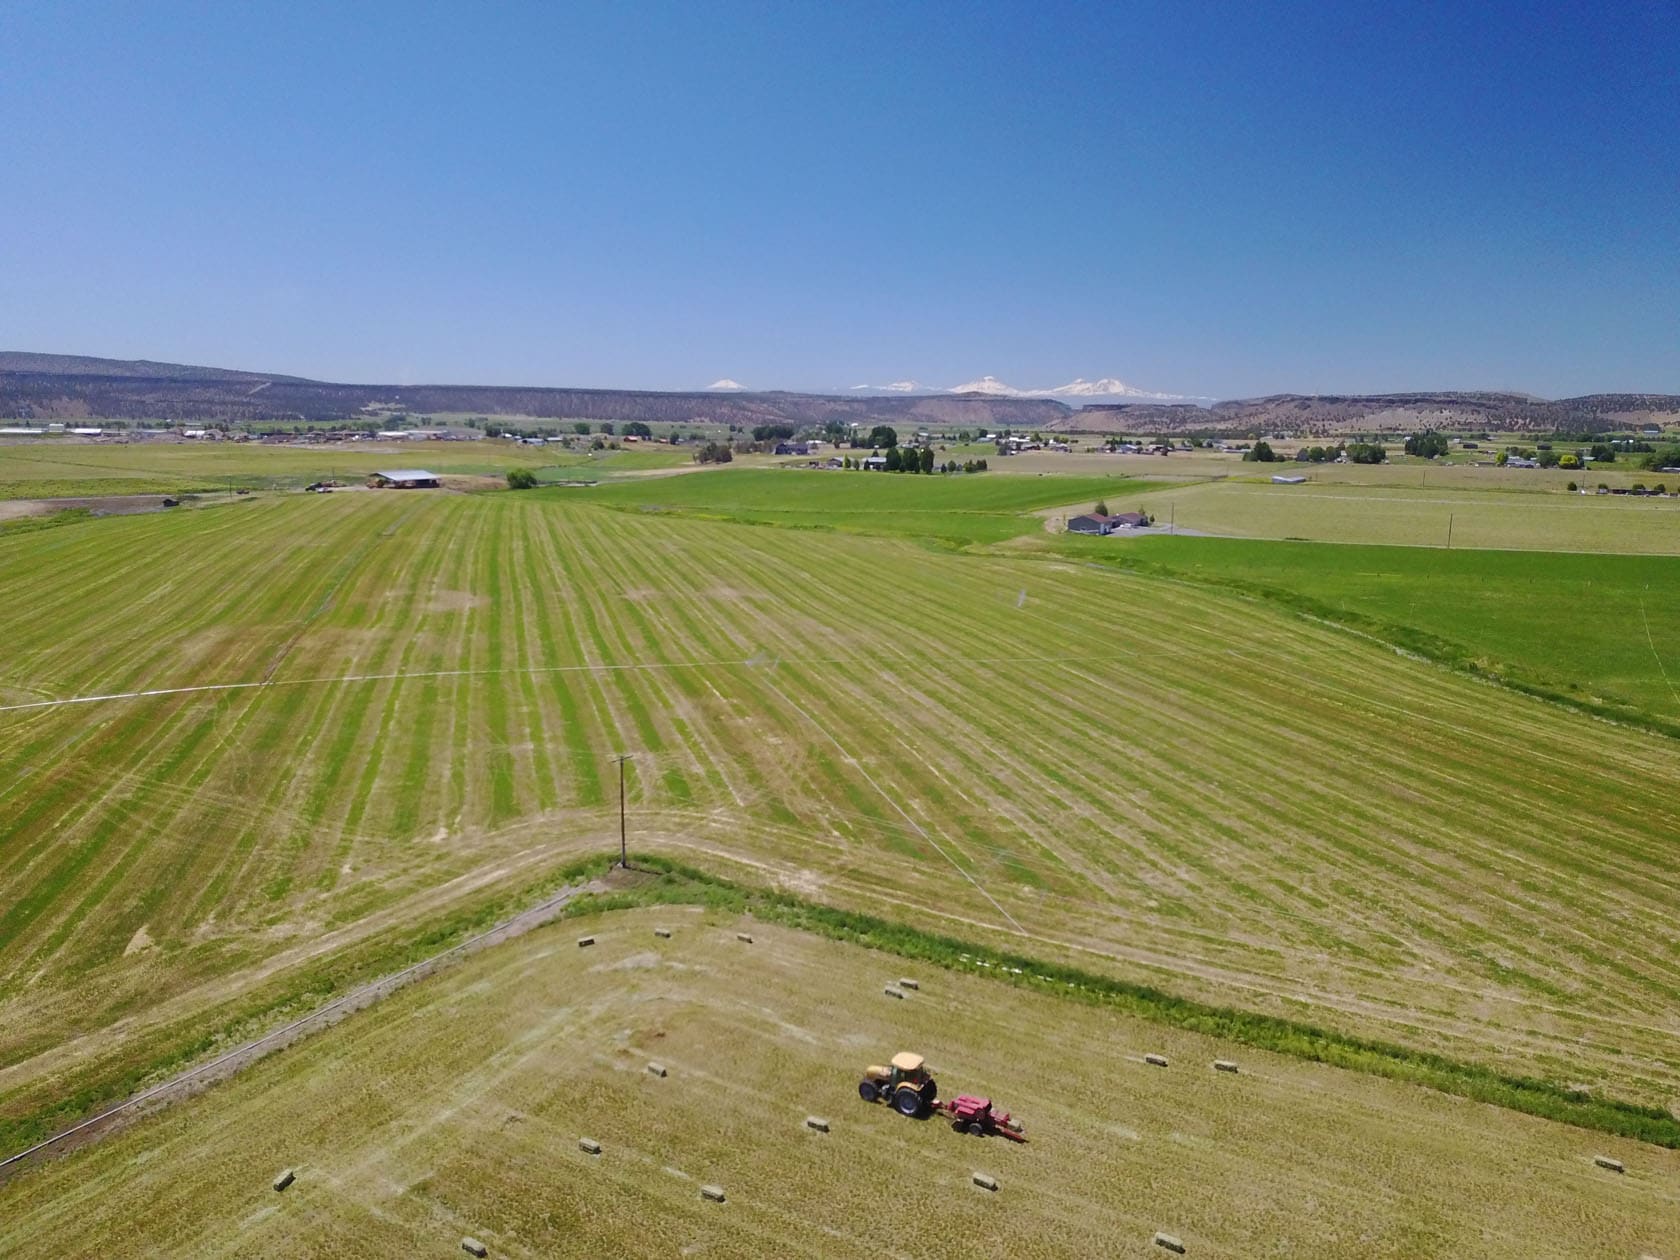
left=858, top=1080, right=879, bottom=1103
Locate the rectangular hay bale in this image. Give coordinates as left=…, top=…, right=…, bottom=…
left=578, top=1138, right=602, bottom=1155
left=654, top=927, right=672, bottom=938
left=576, top=936, right=595, bottom=948
left=647, top=1062, right=668, bottom=1077
left=272, top=1168, right=295, bottom=1192
left=1145, top=1054, right=1169, bottom=1068
left=1213, top=1060, right=1239, bottom=1073
left=898, top=977, right=919, bottom=990
left=1154, top=1232, right=1187, bottom=1253
left=972, top=1172, right=999, bottom=1191
left=461, top=1239, right=488, bottom=1258
left=736, top=933, right=754, bottom=943
left=805, top=1116, right=830, bottom=1132
left=883, top=985, right=904, bottom=999
left=700, top=1184, right=727, bottom=1203
left=1593, top=1155, right=1625, bottom=1173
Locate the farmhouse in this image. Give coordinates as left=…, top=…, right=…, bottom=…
left=1068, top=511, right=1147, bottom=535
left=861, top=454, right=887, bottom=470
left=371, top=469, right=441, bottom=489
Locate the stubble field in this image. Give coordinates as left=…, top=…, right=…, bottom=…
left=4, top=903, right=1675, bottom=1260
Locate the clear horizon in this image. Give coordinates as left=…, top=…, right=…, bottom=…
left=2, top=2, right=1676, bottom=398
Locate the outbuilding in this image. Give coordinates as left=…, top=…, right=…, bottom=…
left=1068, top=511, right=1147, bottom=535
left=371, top=469, right=441, bottom=489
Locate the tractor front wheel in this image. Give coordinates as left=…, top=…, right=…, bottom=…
left=893, top=1085, right=924, bottom=1117
left=858, top=1080, right=879, bottom=1103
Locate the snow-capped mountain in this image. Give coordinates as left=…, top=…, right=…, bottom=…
left=949, top=375, right=1205, bottom=403
left=705, top=378, right=745, bottom=391
left=947, top=375, right=1029, bottom=396
left=849, top=379, right=925, bottom=393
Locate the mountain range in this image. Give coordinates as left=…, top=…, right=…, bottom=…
left=1, top=353, right=1675, bottom=435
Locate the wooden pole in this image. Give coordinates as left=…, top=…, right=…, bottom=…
left=614, top=754, right=632, bottom=868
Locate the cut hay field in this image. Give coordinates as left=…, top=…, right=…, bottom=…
left=5, top=902, right=1674, bottom=1260
left=1116, top=477, right=1680, bottom=553
left=5, top=485, right=1680, bottom=1162
left=1073, top=536, right=1680, bottom=727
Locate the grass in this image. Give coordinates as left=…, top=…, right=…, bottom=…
left=0, top=439, right=587, bottom=499
left=1066, top=536, right=1680, bottom=728
left=581, top=466, right=1163, bottom=544
left=4, top=898, right=1675, bottom=1258
left=1116, top=477, right=1680, bottom=553
left=5, top=479, right=1680, bottom=1188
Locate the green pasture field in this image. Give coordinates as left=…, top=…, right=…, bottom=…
left=5, top=902, right=1674, bottom=1259
left=5, top=488, right=1680, bottom=1163
left=1110, top=477, right=1680, bottom=553
left=583, top=466, right=1165, bottom=543
left=1073, top=536, right=1680, bottom=727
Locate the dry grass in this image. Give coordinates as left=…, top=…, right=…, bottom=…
left=3, top=905, right=1674, bottom=1258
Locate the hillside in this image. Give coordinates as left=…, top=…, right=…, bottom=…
left=0, top=354, right=1068, bottom=428
left=5, top=353, right=1676, bottom=432
left=1068, top=391, right=1680, bottom=436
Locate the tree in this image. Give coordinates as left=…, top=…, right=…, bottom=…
left=1642, top=445, right=1680, bottom=471
left=1242, top=440, right=1277, bottom=463
left=598, top=422, right=615, bottom=435
left=1558, top=453, right=1581, bottom=469
left=506, top=468, right=538, bottom=490
left=752, top=423, right=795, bottom=442
left=1566, top=481, right=1578, bottom=492
left=694, top=442, right=733, bottom=464
left=884, top=446, right=903, bottom=472
left=624, top=421, right=653, bottom=438
left=1093, top=499, right=1110, bottom=517
left=867, top=424, right=899, bottom=449
left=1345, top=442, right=1386, bottom=464
left=919, top=446, right=935, bottom=474
left=1590, top=443, right=1617, bottom=463
left=573, top=421, right=591, bottom=434
left=1403, top=430, right=1450, bottom=458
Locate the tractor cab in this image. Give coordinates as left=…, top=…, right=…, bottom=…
left=858, top=1051, right=939, bottom=1117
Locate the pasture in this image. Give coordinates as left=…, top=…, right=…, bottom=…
left=0, top=439, right=690, bottom=500
left=4, top=903, right=1674, bottom=1259
left=583, top=466, right=1165, bottom=544
left=5, top=484, right=1680, bottom=1164
left=1074, top=536, right=1680, bottom=727
left=1108, top=477, right=1680, bottom=553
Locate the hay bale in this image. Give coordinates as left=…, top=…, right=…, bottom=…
left=898, top=977, right=919, bottom=990
left=1593, top=1154, right=1625, bottom=1173
left=700, top=1184, right=727, bottom=1203
left=1154, top=1232, right=1186, bottom=1253
left=272, top=1168, right=295, bottom=1192
left=1144, top=1054, right=1169, bottom=1068
left=736, top=933, right=754, bottom=944
left=576, top=936, right=595, bottom=948
left=1212, top=1060, right=1239, bottom=1073
left=654, top=927, right=672, bottom=938
left=461, top=1239, right=488, bottom=1258
left=972, top=1172, right=999, bottom=1191
left=883, top=985, right=904, bottom=999
left=805, top=1116, right=830, bottom=1132
left=578, top=1138, right=602, bottom=1155
left=647, top=1062, right=668, bottom=1077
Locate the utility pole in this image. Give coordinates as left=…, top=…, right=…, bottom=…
left=613, top=754, right=632, bottom=868
left=1445, top=512, right=1454, bottom=550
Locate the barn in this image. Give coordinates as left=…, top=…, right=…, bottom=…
left=372, top=469, right=441, bottom=489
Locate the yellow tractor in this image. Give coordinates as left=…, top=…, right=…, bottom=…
left=858, top=1051, right=939, bottom=1118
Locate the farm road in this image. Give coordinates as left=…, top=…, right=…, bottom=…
left=0, top=876, right=606, bottom=1180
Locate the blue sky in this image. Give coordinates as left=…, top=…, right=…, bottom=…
left=2, top=1, right=1675, bottom=398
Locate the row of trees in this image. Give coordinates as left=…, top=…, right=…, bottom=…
left=1403, top=431, right=1450, bottom=458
